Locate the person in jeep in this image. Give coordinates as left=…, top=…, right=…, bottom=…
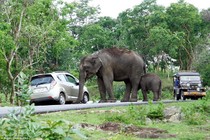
left=173, top=72, right=206, bottom=100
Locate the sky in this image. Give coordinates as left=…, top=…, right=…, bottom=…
left=88, top=0, right=210, bottom=18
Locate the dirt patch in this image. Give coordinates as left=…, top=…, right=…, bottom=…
left=99, top=122, right=121, bottom=133
left=76, top=109, right=126, bottom=114
left=124, top=125, right=176, bottom=138
left=79, top=122, right=176, bottom=139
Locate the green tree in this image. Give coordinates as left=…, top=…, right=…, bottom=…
left=166, top=0, right=202, bottom=70
left=116, top=0, right=165, bottom=53
left=0, top=0, right=30, bottom=104
left=79, top=17, right=117, bottom=53
left=192, top=8, right=210, bottom=86
left=0, top=0, right=77, bottom=104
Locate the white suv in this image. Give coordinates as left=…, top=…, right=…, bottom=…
left=30, top=71, right=89, bottom=105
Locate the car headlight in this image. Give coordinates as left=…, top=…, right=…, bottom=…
left=198, top=83, right=202, bottom=87
left=197, top=87, right=200, bottom=91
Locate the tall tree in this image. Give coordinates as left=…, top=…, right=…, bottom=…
left=78, top=17, right=117, bottom=53
left=166, top=0, right=202, bottom=70
left=0, top=0, right=31, bottom=104
left=117, top=0, right=165, bottom=53
left=0, top=0, right=77, bottom=104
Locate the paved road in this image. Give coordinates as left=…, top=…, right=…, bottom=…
left=0, top=100, right=188, bottom=118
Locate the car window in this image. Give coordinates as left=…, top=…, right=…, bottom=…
left=66, top=75, right=76, bottom=84
left=57, top=74, right=67, bottom=82
left=31, top=75, right=53, bottom=86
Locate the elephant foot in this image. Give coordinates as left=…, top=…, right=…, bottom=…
left=107, top=98, right=116, bottom=103
left=129, top=98, right=138, bottom=102
left=154, top=98, right=161, bottom=101
left=121, top=99, right=129, bottom=102
left=98, top=99, right=107, bottom=103
left=107, top=99, right=116, bottom=103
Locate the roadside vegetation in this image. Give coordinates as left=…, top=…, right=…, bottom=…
left=0, top=93, right=209, bottom=139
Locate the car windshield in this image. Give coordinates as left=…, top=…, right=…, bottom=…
left=31, top=75, right=53, bottom=86
left=180, top=76, right=200, bottom=81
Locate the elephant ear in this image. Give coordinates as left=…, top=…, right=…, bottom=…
left=90, top=55, right=102, bottom=72
left=90, top=55, right=99, bottom=65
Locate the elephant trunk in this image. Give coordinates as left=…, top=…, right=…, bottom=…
left=77, top=70, right=86, bottom=103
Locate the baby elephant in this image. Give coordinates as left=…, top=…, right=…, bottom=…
left=139, top=73, right=162, bottom=101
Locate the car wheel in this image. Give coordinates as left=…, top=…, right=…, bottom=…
left=81, top=92, right=89, bottom=103
left=58, top=93, right=66, bottom=105
left=30, top=101, right=35, bottom=105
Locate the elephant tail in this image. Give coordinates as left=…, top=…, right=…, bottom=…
left=143, top=63, right=146, bottom=74
left=159, top=80, right=162, bottom=100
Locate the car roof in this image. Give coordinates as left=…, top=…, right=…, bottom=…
left=174, top=72, right=200, bottom=77
left=32, top=71, right=72, bottom=77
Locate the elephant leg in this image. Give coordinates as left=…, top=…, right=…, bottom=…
left=130, top=81, right=139, bottom=102
left=142, top=90, right=148, bottom=102
left=153, top=91, right=158, bottom=101
left=103, top=76, right=116, bottom=102
left=97, top=77, right=107, bottom=103
left=158, top=89, right=162, bottom=100
left=121, top=81, right=131, bottom=102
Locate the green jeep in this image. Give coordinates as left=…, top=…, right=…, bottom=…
left=173, top=72, right=206, bottom=100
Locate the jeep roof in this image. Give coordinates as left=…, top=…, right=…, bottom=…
left=173, top=72, right=200, bottom=77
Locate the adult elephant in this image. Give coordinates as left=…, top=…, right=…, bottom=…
left=76, top=47, right=145, bottom=103
left=138, top=73, right=162, bottom=101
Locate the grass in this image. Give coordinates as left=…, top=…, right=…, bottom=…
left=31, top=98, right=210, bottom=140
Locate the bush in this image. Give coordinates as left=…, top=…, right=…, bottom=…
left=15, top=72, right=32, bottom=106
left=0, top=105, right=86, bottom=139
left=104, top=105, right=147, bottom=125
left=182, top=98, right=209, bottom=125
left=147, top=101, right=164, bottom=120
left=0, top=105, right=40, bottom=139
left=104, top=102, right=165, bottom=126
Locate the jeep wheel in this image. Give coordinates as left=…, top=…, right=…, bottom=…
left=175, top=90, right=181, bottom=100
left=58, top=93, right=66, bottom=105
left=176, top=94, right=180, bottom=100
left=180, top=91, right=186, bottom=100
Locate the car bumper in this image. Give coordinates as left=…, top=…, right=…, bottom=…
left=30, top=90, right=60, bottom=102
left=183, top=91, right=206, bottom=97
left=30, top=96, right=57, bottom=103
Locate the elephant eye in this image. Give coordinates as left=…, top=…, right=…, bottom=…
left=84, top=66, right=90, bottom=70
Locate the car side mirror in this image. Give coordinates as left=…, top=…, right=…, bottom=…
left=76, top=82, right=79, bottom=86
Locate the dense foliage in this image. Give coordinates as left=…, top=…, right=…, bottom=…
left=0, top=0, right=210, bottom=104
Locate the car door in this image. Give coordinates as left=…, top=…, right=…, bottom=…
left=65, top=74, right=79, bottom=98
left=56, top=74, right=72, bottom=95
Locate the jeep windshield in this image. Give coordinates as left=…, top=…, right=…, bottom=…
left=179, top=76, right=200, bottom=82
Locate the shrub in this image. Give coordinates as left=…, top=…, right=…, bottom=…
left=0, top=105, right=40, bottom=139
left=15, top=72, right=32, bottom=106
left=0, top=105, right=86, bottom=139
left=182, top=98, right=209, bottom=125
left=104, top=102, right=165, bottom=126
left=104, top=105, right=147, bottom=125
left=146, top=101, right=164, bottom=120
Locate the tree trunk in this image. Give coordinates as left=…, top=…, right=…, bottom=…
left=9, top=80, right=16, bottom=105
